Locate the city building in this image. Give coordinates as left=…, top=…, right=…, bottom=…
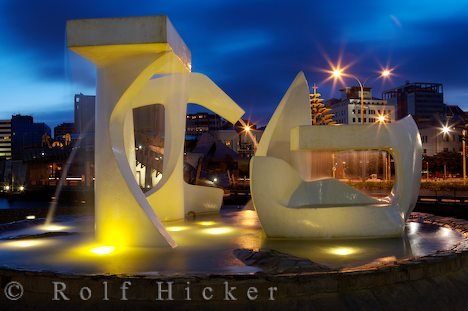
left=54, top=122, right=75, bottom=145
left=133, top=104, right=165, bottom=189
left=382, top=82, right=468, bottom=157
left=328, top=86, right=395, bottom=124
left=0, top=120, right=11, bottom=159
left=383, top=82, right=445, bottom=122
left=54, top=122, right=74, bottom=139
left=11, top=114, right=51, bottom=160
left=74, top=93, right=95, bottom=148
left=419, top=124, right=463, bottom=156
left=418, top=105, right=466, bottom=156
left=186, top=112, right=228, bottom=136
left=134, top=104, right=165, bottom=144
left=213, top=121, right=263, bottom=159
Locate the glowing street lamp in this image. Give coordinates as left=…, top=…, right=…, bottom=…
left=381, top=69, right=392, bottom=78
left=463, top=128, right=467, bottom=184
left=239, top=120, right=258, bottom=152
left=329, top=67, right=393, bottom=125
left=441, top=125, right=451, bottom=135
left=377, top=115, right=386, bottom=124
left=439, top=125, right=453, bottom=179
left=332, top=69, right=343, bottom=78
left=442, top=124, right=467, bottom=183
left=462, top=128, right=467, bottom=184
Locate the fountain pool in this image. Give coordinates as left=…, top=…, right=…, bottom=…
left=0, top=206, right=464, bottom=275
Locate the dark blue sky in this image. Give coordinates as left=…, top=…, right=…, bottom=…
left=0, top=0, right=467, bottom=128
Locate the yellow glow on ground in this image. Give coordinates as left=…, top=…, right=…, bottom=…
left=90, top=246, right=115, bottom=256
left=166, top=226, right=190, bottom=232
left=202, top=227, right=234, bottom=235
left=62, top=242, right=123, bottom=261
left=329, top=247, right=356, bottom=256
left=197, top=221, right=217, bottom=226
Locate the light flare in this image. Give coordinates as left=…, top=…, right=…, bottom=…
left=238, top=119, right=258, bottom=150
left=377, top=114, right=387, bottom=124
left=441, top=125, right=451, bottom=135
left=380, top=69, right=392, bottom=77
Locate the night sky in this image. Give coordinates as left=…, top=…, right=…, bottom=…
left=0, top=0, right=467, bottom=129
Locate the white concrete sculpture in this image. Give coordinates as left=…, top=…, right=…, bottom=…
left=250, top=72, right=422, bottom=239
left=67, top=16, right=244, bottom=247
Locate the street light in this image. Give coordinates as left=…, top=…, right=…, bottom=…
left=439, top=124, right=467, bottom=183
left=463, top=128, right=467, bottom=184
left=329, top=67, right=393, bottom=125
left=377, top=115, right=386, bottom=123
left=441, top=125, right=451, bottom=135
left=381, top=69, right=391, bottom=77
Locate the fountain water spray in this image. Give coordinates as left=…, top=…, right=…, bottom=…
left=45, top=121, right=93, bottom=226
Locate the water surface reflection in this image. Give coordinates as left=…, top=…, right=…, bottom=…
left=0, top=206, right=463, bottom=274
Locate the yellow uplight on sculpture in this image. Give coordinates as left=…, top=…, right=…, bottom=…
left=90, top=246, right=115, bottom=256
left=197, top=221, right=216, bottom=226
left=203, top=227, right=234, bottom=235
left=329, top=247, right=355, bottom=256
left=166, top=226, right=189, bottom=232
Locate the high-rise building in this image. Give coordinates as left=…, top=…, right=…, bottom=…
left=328, top=86, right=395, bottom=124
left=11, top=115, right=51, bottom=160
left=0, top=120, right=12, bottom=159
left=383, top=82, right=445, bottom=122
left=74, top=93, right=95, bottom=148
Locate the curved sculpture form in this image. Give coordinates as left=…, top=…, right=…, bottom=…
left=251, top=72, right=422, bottom=239
left=126, top=73, right=244, bottom=220
left=67, top=16, right=244, bottom=247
